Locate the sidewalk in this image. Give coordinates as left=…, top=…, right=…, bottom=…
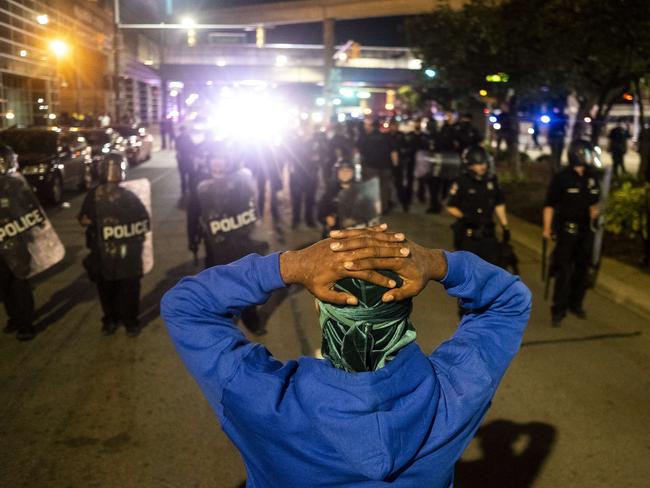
left=509, top=215, right=650, bottom=319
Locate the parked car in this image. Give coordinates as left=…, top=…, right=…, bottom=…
left=113, top=125, right=153, bottom=165
left=0, top=127, right=92, bottom=204
left=76, top=128, right=126, bottom=182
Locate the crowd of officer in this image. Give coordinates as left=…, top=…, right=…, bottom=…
left=0, top=109, right=608, bottom=341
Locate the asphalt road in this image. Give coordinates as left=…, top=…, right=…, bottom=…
left=1, top=150, right=649, bottom=488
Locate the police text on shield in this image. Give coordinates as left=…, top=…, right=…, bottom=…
left=102, top=219, right=150, bottom=241
left=209, top=209, right=257, bottom=236
left=0, top=209, right=44, bottom=242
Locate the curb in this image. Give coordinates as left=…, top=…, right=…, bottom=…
left=508, top=215, right=650, bottom=320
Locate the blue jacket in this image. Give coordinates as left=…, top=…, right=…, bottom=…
left=161, top=251, right=531, bottom=487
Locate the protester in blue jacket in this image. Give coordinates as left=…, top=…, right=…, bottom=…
left=161, top=225, right=531, bottom=487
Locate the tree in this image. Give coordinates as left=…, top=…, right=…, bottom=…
left=408, top=0, right=650, bottom=173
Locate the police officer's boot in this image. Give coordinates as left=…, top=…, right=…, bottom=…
left=569, top=307, right=587, bottom=319
left=3, top=320, right=19, bottom=334
left=101, top=322, right=118, bottom=336
left=16, top=325, right=36, bottom=341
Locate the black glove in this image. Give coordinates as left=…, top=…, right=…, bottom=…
left=502, top=227, right=511, bottom=244
left=189, top=242, right=199, bottom=254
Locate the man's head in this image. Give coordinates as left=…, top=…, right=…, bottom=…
left=335, top=160, right=355, bottom=187
left=316, top=270, right=416, bottom=373
left=568, top=139, right=599, bottom=170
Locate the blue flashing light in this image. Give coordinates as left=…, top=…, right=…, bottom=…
left=540, top=115, right=551, bottom=124
left=488, top=115, right=497, bottom=123
left=424, top=68, right=436, bottom=79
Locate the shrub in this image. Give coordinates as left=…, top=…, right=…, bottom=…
left=605, top=182, right=649, bottom=240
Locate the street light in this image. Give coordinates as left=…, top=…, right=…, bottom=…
left=49, top=39, right=69, bottom=58
left=36, top=14, right=49, bottom=25
left=424, top=68, right=436, bottom=79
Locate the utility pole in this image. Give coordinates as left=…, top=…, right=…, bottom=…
left=323, top=18, right=335, bottom=124
left=113, top=0, right=121, bottom=122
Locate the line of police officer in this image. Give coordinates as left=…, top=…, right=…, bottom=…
left=1, top=125, right=607, bottom=340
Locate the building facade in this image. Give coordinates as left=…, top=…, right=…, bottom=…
left=0, top=0, right=161, bottom=129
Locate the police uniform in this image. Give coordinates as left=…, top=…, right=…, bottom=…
left=287, top=133, right=319, bottom=228
left=0, top=144, right=65, bottom=341
left=187, top=164, right=267, bottom=335
left=545, top=166, right=600, bottom=320
left=403, top=129, right=430, bottom=209
left=447, top=173, right=505, bottom=266
left=79, top=182, right=150, bottom=336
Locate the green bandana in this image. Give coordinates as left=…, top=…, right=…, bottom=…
left=317, top=272, right=416, bottom=373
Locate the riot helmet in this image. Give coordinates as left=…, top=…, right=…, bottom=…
left=568, top=139, right=599, bottom=167
left=461, top=145, right=491, bottom=177
left=204, top=139, right=237, bottom=176
left=98, top=153, right=127, bottom=183
left=0, top=144, right=18, bottom=175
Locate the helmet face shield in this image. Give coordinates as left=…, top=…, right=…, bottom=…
left=0, top=145, right=18, bottom=175
left=461, top=145, right=491, bottom=176
left=568, top=140, right=600, bottom=167
left=99, top=154, right=127, bottom=183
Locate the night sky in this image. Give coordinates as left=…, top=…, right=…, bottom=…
left=120, top=0, right=407, bottom=46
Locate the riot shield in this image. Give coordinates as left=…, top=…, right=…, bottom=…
left=588, top=163, right=613, bottom=288
left=337, top=178, right=381, bottom=229
left=94, top=178, right=153, bottom=280
left=0, top=173, right=65, bottom=279
left=197, top=168, right=264, bottom=266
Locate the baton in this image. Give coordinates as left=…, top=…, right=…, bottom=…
left=193, top=250, right=199, bottom=267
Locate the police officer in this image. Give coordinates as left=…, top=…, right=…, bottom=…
left=186, top=140, right=267, bottom=335
left=356, top=119, right=399, bottom=215
left=402, top=120, right=430, bottom=211
left=286, top=124, right=319, bottom=228
left=452, top=113, right=482, bottom=154
left=446, top=145, right=510, bottom=266
left=327, top=123, right=353, bottom=181
left=543, top=139, right=601, bottom=326
left=0, top=145, right=36, bottom=341
left=79, top=155, right=150, bottom=336
left=175, top=125, right=196, bottom=197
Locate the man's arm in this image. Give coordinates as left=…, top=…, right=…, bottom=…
left=161, top=253, right=286, bottom=410
left=432, top=251, right=531, bottom=390
left=542, top=206, right=554, bottom=239
left=495, top=204, right=508, bottom=227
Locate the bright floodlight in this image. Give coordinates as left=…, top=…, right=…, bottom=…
left=5, top=112, right=15, bottom=120
left=181, top=17, right=195, bottom=27
left=49, top=39, right=69, bottom=57
left=37, top=14, right=49, bottom=25
left=488, top=115, right=497, bottom=123
left=315, top=97, right=326, bottom=106
left=528, top=128, right=535, bottom=135
left=275, top=55, right=288, bottom=67
left=424, top=68, right=436, bottom=78
left=357, top=91, right=371, bottom=99
left=19, top=49, right=28, bottom=57
left=540, top=115, right=551, bottom=124
left=493, top=122, right=501, bottom=130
